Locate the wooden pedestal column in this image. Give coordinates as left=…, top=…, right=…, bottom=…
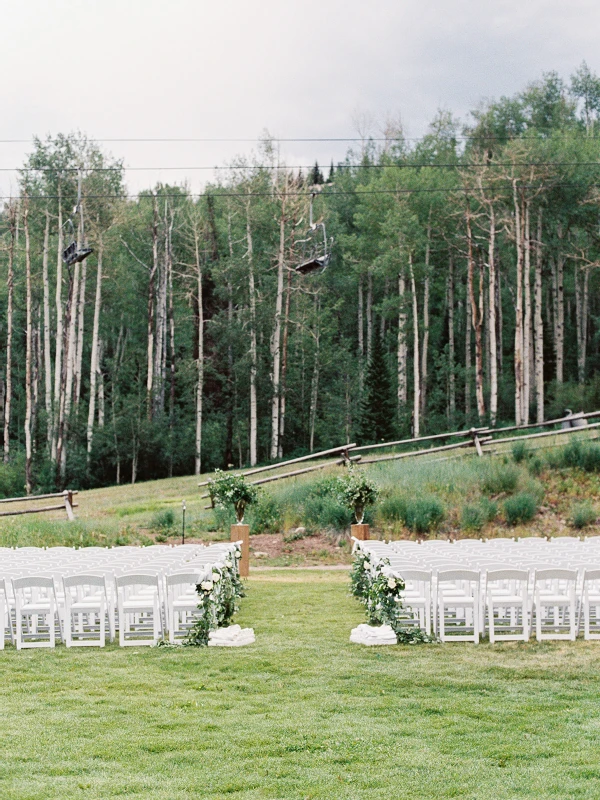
left=231, top=524, right=250, bottom=577
left=351, top=523, right=370, bottom=541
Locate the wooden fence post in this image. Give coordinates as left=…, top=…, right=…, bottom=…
left=64, top=490, right=75, bottom=521
left=231, top=524, right=250, bottom=577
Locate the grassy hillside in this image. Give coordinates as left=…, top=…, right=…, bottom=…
left=2, top=432, right=600, bottom=561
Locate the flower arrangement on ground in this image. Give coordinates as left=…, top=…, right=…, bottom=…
left=208, top=469, right=259, bottom=524
left=337, top=467, right=379, bottom=523
left=350, top=544, right=434, bottom=644
left=185, top=546, right=245, bottom=646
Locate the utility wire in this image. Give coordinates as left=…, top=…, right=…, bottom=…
left=5, top=182, right=599, bottom=200
left=7, top=161, right=600, bottom=172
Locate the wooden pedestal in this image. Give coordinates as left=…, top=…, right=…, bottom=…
left=231, top=524, right=250, bottom=577
left=351, top=523, right=370, bottom=541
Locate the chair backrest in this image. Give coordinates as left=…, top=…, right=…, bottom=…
left=399, top=569, right=432, bottom=583
left=437, top=569, right=480, bottom=583
left=116, top=573, right=160, bottom=588
left=63, top=574, right=107, bottom=589
left=12, top=575, right=55, bottom=591
left=583, top=568, right=600, bottom=582
left=486, top=569, right=529, bottom=583
left=534, top=568, right=578, bottom=582
left=166, top=572, right=206, bottom=587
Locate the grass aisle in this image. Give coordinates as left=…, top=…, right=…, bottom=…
left=1, top=570, right=600, bottom=799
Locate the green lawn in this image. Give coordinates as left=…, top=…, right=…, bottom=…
left=1, top=570, right=600, bottom=799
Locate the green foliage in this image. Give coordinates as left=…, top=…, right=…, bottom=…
left=304, top=495, right=353, bottom=533
left=379, top=495, right=407, bottom=523
left=512, top=441, right=529, bottom=463
left=480, top=462, right=520, bottom=495
left=336, top=467, right=379, bottom=522
left=249, top=494, right=283, bottom=535
left=358, top=333, right=396, bottom=445
left=402, top=496, right=445, bottom=534
left=551, top=440, right=600, bottom=473
left=149, top=509, right=175, bottom=530
left=461, top=504, right=485, bottom=532
left=570, top=502, right=597, bottom=529
left=208, top=470, right=259, bottom=523
left=503, top=493, right=538, bottom=526
left=184, top=550, right=245, bottom=646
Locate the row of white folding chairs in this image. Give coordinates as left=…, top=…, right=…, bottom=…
left=0, top=569, right=214, bottom=649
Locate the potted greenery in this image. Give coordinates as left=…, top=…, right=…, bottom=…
left=337, top=467, right=379, bottom=525
left=208, top=469, right=259, bottom=525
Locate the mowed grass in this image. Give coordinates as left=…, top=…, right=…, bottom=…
left=1, top=571, right=600, bottom=799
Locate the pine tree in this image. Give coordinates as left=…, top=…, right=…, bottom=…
left=358, top=332, right=396, bottom=445
left=327, top=160, right=335, bottom=183
left=310, top=161, right=324, bottom=185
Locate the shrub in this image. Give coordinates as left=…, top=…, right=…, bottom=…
left=402, top=496, right=445, bottom=534
left=249, top=494, right=283, bottom=535
left=460, top=498, right=497, bottom=532
left=528, top=456, right=544, bottom=476
left=552, top=440, right=600, bottom=472
left=479, top=497, right=498, bottom=522
left=149, top=509, right=175, bottom=531
left=303, top=495, right=353, bottom=533
left=503, top=493, right=537, bottom=526
left=480, top=462, right=520, bottom=496
left=208, top=469, right=259, bottom=523
left=379, top=495, right=408, bottom=523
left=570, top=502, right=597, bottom=529
left=336, top=467, right=379, bottom=523
left=512, top=441, right=529, bottom=464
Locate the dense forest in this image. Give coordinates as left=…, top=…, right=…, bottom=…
left=3, top=64, right=600, bottom=494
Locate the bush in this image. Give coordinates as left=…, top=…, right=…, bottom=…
left=551, top=440, right=600, bottom=473
left=528, top=456, right=544, bottom=476
left=480, top=462, right=520, bottom=496
left=149, top=509, right=175, bottom=531
left=249, top=494, right=283, bottom=535
left=303, top=495, right=353, bottom=533
left=402, top=496, right=445, bottom=534
left=512, top=441, right=529, bottom=464
left=460, top=498, right=497, bottom=532
left=570, top=502, right=597, bottom=529
left=503, top=493, right=537, bottom=526
left=379, top=495, right=407, bottom=523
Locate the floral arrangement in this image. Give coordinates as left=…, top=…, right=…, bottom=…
left=350, top=544, right=433, bottom=644
left=208, top=469, right=259, bottom=524
left=337, top=467, right=379, bottom=523
left=185, top=545, right=245, bottom=647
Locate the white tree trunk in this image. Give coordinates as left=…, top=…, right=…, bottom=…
left=42, top=210, right=52, bottom=446
left=447, top=256, right=456, bottom=420
left=522, top=201, right=531, bottom=424
left=194, top=228, right=204, bottom=476
left=52, top=194, right=63, bottom=462
left=397, top=269, right=407, bottom=410
left=247, top=202, right=258, bottom=467
left=87, top=237, right=103, bottom=457
left=487, top=208, right=497, bottom=425
left=4, top=203, right=15, bottom=463
left=270, top=206, right=286, bottom=460
left=409, top=255, right=420, bottom=438
left=513, top=183, right=524, bottom=426
left=420, top=219, right=431, bottom=419
left=366, top=268, right=373, bottom=359
left=534, top=207, right=544, bottom=422
left=24, top=203, right=33, bottom=493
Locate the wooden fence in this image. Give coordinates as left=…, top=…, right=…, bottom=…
left=199, top=411, right=600, bottom=500
left=0, top=490, right=78, bottom=521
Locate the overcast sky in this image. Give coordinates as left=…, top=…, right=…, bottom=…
left=1, top=0, right=599, bottom=194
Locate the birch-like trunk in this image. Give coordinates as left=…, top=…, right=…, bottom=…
left=52, top=191, right=63, bottom=462
left=97, top=340, right=105, bottom=428
left=420, top=219, right=431, bottom=419
left=465, top=296, right=472, bottom=419
left=513, top=183, right=524, bottom=426
left=24, top=203, right=33, bottom=493
left=466, top=208, right=486, bottom=420
left=534, top=207, right=544, bottom=422
left=554, top=224, right=565, bottom=383
left=4, top=203, right=15, bottom=463
left=167, top=218, right=175, bottom=478
left=309, top=297, right=320, bottom=452
left=487, top=207, right=497, bottom=424
left=194, top=227, right=204, bottom=476
left=246, top=202, right=258, bottom=466
left=522, top=201, right=531, bottom=424
left=447, top=255, right=456, bottom=420
left=42, top=210, right=52, bottom=445
left=74, top=250, right=88, bottom=406
left=409, top=255, right=420, bottom=438
left=270, top=204, right=286, bottom=460
left=278, top=257, right=292, bottom=459
left=87, top=237, right=103, bottom=457
left=397, top=269, right=407, bottom=410
left=358, top=275, right=364, bottom=358
left=146, top=198, right=158, bottom=418
left=366, top=268, right=373, bottom=359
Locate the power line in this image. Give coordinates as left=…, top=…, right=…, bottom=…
left=7, top=161, right=600, bottom=173
left=7, top=182, right=598, bottom=201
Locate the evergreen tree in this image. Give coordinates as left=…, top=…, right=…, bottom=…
left=309, top=161, right=324, bottom=185
left=327, top=160, right=335, bottom=183
left=358, top=333, right=396, bottom=445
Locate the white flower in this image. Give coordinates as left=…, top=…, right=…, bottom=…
left=212, top=572, right=221, bottom=582
left=200, top=581, right=213, bottom=591
left=224, top=559, right=232, bottom=568
left=387, top=579, right=397, bottom=590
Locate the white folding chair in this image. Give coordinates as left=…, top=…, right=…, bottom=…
left=398, top=570, right=432, bottom=635
left=63, top=574, right=113, bottom=647
left=116, top=574, right=162, bottom=646
left=12, top=576, right=61, bottom=649
left=0, top=578, right=9, bottom=649
left=582, top=569, right=600, bottom=640
left=486, top=569, right=530, bottom=643
left=437, top=569, right=480, bottom=643
left=533, top=569, right=578, bottom=641
left=165, top=572, right=207, bottom=643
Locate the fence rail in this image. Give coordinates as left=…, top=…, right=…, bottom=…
left=0, top=490, right=78, bottom=521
